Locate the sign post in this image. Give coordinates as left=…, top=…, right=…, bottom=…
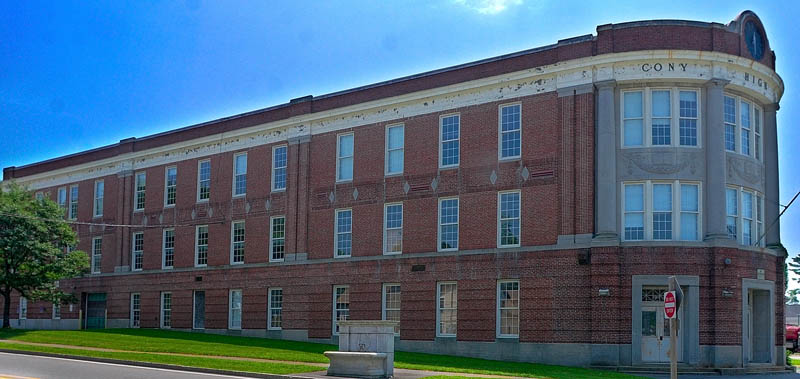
left=666, top=277, right=683, bottom=379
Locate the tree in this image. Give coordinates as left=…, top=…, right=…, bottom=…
left=0, top=182, right=89, bottom=328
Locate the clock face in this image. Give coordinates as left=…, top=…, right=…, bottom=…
left=745, top=20, right=764, bottom=60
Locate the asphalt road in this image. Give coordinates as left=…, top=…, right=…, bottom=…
left=0, top=352, right=257, bottom=379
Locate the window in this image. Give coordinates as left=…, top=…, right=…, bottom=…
left=726, top=188, right=738, bottom=239
left=198, top=160, right=211, bottom=201
left=269, top=288, right=283, bottom=330
left=92, top=180, right=104, bottom=217
left=652, top=184, right=672, bottom=240
left=623, top=91, right=644, bottom=146
left=196, top=225, right=208, bottom=267
left=651, top=90, right=671, bottom=145
left=193, top=291, right=205, bottom=329
left=19, top=297, right=27, bottom=320
left=498, top=191, right=521, bottom=247
left=623, top=88, right=701, bottom=147
left=680, top=184, right=700, bottom=241
left=69, top=185, right=78, bottom=220
left=499, top=104, right=521, bottom=159
left=163, top=229, right=175, bottom=269
left=135, top=172, right=146, bottom=211
left=335, top=209, right=352, bottom=258
left=438, top=198, right=459, bottom=251
left=497, top=280, right=519, bottom=337
left=440, top=114, right=460, bottom=167
left=91, top=237, right=102, bottom=274
left=679, top=91, right=698, bottom=146
left=58, top=187, right=67, bottom=211
left=333, top=285, right=349, bottom=335
left=742, top=191, right=753, bottom=245
left=726, top=186, right=765, bottom=246
left=272, top=145, right=287, bottom=191
left=233, top=153, right=247, bottom=196
left=382, top=284, right=401, bottom=334
left=35, top=191, right=43, bottom=201
left=130, top=293, right=141, bottom=328
left=337, top=133, right=354, bottom=182
left=384, top=203, right=403, bottom=254
left=132, top=232, right=144, bottom=271
left=229, top=289, right=242, bottom=330
left=160, top=292, right=171, bottom=328
left=437, top=282, right=457, bottom=337
left=385, top=124, right=404, bottom=175
left=165, top=166, right=177, bottom=206
left=270, top=216, right=285, bottom=262
left=624, top=184, right=645, bottom=240
left=725, top=94, right=763, bottom=159
left=622, top=181, right=700, bottom=241
left=231, top=221, right=245, bottom=264
left=52, top=303, right=61, bottom=320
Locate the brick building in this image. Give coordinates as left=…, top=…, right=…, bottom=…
left=1, top=11, right=786, bottom=369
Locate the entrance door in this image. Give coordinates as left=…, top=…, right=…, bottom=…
left=193, top=291, right=205, bottom=329
left=748, top=289, right=771, bottom=363
left=85, top=293, right=106, bottom=329
left=641, top=288, right=682, bottom=363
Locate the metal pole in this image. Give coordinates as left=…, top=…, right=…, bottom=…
left=668, top=279, right=677, bottom=379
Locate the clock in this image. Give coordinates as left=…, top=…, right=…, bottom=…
left=744, top=20, right=764, bottom=61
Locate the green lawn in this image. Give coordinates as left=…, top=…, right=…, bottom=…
left=0, top=329, right=636, bottom=378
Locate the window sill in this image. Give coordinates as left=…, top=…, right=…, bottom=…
left=498, top=244, right=521, bottom=249
left=438, top=248, right=458, bottom=253
left=385, top=172, right=403, bottom=178
left=271, top=188, right=287, bottom=193
left=334, top=255, right=352, bottom=259
left=164, top=204, right=176, bottom=209
left=438, top=165, right=459, bottom=171
left=195, top=264, right=208, bottom=268
left=383, top=251, right=402, bottom=256
left=196, top=199, right=210, bottom=204
left=336, top=179, right=353, bottom=184
left=269, top=259, right=285, bottom=263
left=498, top=157, right=521, bottom=162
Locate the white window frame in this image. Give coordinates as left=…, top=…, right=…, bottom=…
left=193, top=290, right=205, bottom=330
left=52, top=302, right=61, bottom=320
left=269, top=216, right=286, bottom=263
left=621, top=87, right=703, bottom=148
left=268, top=287, right=283, bottom=331
left=497, top=190, right=521, bottom=248
left=230, top=220, right=245, bottom=265
left=620, top=180, right=703, bottom=242
left=134, top=172, right=146, bottom=211
left=229, top=289, right=243, bottom=330
left=383, top=203, right=403, bottom=255
left=162, top=228, right=175, bottom=269
left=334, top=208, right=352, bottom=258
left=438, top=197, right=459, bottom=252
left=381, top=283, right=401, bottom=335
left=93, top=180, right=103, bottom=218
left=332, top=285, right=349, bottom=336
left=724, top=93, right=763, bottom=160
left=385, top=124, right=404, bottom=176
left=439, top=113, right=460, bottom=168
left=233, top=152, right=247, bottom=197
left=91, top=237, right=102, bottom=274
left=68, top=185, right=79, bottom=220
left=19, top=297, right=27, bottom=320
left=197, top=159, right=211, bottom=202
left=336, top=132, right=354, bottom=183
left=195, top=225, right=208, bottom=267
left=436, top=281, right=457, bottom=337
left=164, top=166, right=177, bottom=207
left=271, top=145, right=288, bottom=192
left=160, top=292, right=171, bottom=329
left=498, top=103, right=522, bottom=160
left=496, top=280, right=520, bottom=338
left=132, top=231, right=144, bottom=272
left=130, top=293, right=140, bottom=328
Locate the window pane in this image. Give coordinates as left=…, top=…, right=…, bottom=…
left=625, top=184, right=644, bottom=212
left=726, top=189, right=738, bottom=216
left=624, top=213, right=644, bottom=240
left=500, top=105, right=521, bottom=158
left=680, top=184, right=698, bottom=212
left=339, top=135, right=353, bottom=157
left=651, top=118, right=671, bottom=145
left=724, top=96, right=736, bottom=124
left=679, top=91, right=697, bottom=117
left=651, top=90, right=670, bottom=117
left=624, top=119, right=643, bottom=146
left=680, top=213, right=698, bottom=241
left=388, top=126, right=403, bottom=149
left=388, top=150, right=403, bottom=173
left=653, top=184, right=672, bottom=212
left=623, top=91, right=643, bottom=118
left=338, top=157, right=353, bottom=181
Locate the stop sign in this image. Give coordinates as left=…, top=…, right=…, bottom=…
left=664, top=291, right=676, bottom=319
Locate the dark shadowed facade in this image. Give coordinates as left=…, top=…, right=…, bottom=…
left=1, top=11, right=786, bottom=369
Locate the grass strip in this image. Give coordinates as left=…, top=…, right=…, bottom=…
left=0, top=342, right=322, bottom=375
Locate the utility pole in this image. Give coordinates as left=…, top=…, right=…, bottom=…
left=666, top=276, right=683, bottom=379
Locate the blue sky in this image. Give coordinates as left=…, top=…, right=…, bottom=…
left=2, top=0, right=799, bottom=284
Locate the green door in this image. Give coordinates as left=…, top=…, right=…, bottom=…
left=85, top=293, right=106, bottom=329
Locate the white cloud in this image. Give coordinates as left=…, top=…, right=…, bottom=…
left=453, top=0, right=524, bottom=15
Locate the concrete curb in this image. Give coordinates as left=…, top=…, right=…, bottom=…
left=0, top=348, right=324, bottom=379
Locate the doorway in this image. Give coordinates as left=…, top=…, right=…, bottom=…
left=84, top=293, right=106, bottom=329
left=747, top=288, right=771, bottom=363
left=640, top=287, right=682, bottom=363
